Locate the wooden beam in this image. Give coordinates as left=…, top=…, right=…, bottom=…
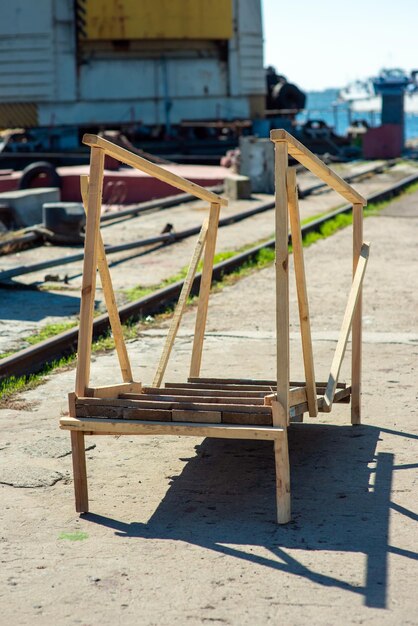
left=80, top=175, right=133, bottom=383
left=324, top=243, right=370, bottom=411
left=75, top=397, right=272, bottom=414
left=85, top=382, right=142, bottom=398
left=60, top=417, right=284, bottom=441
left=271, top=399, right=291, bottom=524
left=287, top=168, right=318, bottom=417
left=70, top=431, right=89, bottom=513
left=187, top=377, right=346, bottom=389
left=75, top=147, right=104, bottom=397
left=189, top=202, right=221, bottom=377
left=270, top=129, right=366, bottom=205
left=274, top=140, right=290, bottom=424
left=351, top=203, right=364, bottom=424
left=153, top=220, right=208, bottom=387
left=83, top=134, right=227, bottom=207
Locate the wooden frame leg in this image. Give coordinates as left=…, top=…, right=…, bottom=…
left=351, top=203, right=364, bottom=424
left=71, top=431, right=89, bottom=513
left=272, top=400, right=291, bottom=524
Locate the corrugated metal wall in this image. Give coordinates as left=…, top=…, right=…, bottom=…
left=0, top=0, right=55, bottom=102
left=0, top=0, right=265, bottom=127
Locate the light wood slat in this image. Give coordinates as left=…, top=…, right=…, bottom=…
left=76, top=397, right=272, bottom=414
left=85, top=382, right=142, bottom=398
left=80, top=175, right=133, bottom=383
left=270, top=129, right=366, bottom=205
left=275, top=140, right=290, bottom=423
left=188, top=377, right=346, bottom=388
left=189, top=202, right=221, bottom=377
left=83, top=134, right=227, bottom=206
left=271, top=399, right=291, bottom=524
left=60, top=417, right=284, bottom=440
left=318, top=386, right=352, bottom=411
left=153, top=220, right=208, bottom=387
left=123, top=393, right=265, bottom=405
left=287, top=168, right=318, bottom=417
left=144, top=386, right=270, bottom=398
left=166, top=381, right=346, bottom=392
left=351, top=203, right=364, bottom=424
left=75, top=147, right=105, bottom=397
left=324, top=244, right=370, bottom=411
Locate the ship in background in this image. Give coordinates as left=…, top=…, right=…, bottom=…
left=339, top=68, right=418, bottom=114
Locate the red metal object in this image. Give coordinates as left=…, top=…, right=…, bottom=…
left=0, top=164, right=228, bottom=203
left=363, top=124, right=403, bottom=159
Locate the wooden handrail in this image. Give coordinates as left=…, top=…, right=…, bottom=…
left=270, top=129, right=366, bottom=206
left=83, top=134, right=228, bottom=206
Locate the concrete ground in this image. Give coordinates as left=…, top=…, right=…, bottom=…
left=0, top=188, right=418, bottom=625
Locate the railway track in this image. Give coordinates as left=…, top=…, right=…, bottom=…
left=1, top=168, right=417, bottom=384
left=0, top=160, right=398, bottom=283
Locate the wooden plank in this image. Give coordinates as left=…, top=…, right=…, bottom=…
left=271, top=399, right=291, bottom=524
left=70, top=431, right=89, bottom=513
left=83, top=134, right=227, bottom=207
left=189, top=202, right=221, bottom=377
left=188, top=377, right=346, bottom=388
left=265, top=388, right=307, bottom=407
left=76, top=397, right=271, bottom=414
left=143, top=386, right=269, bottom=398
left=80, top=175, right=133, bottom=383
left=127, top=393, right=265, bottom=405
left=324, top=244, right=370, bottom=411
left=351, top=203, right=364, bottom=424
left=172, top=410, right=222, bottom=423
left=153, top=220, right=208, bottom=387
left=275, top=140, right=290, bottom=424
left=85, top=382, right=142, bottom=398
left=222, top=412, right=272, bottom=426
left=318, top=386, right=352, bottom=411
left=287, top=168, right=318, bottom=417
left=60, top=417, right=284, bottom=441
left=270, top=129, right=366, bottom=205
left=75, top=147, right=105, bottom=397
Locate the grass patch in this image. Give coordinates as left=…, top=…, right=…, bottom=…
left=0, top=353, right=76, bottom=405
left=26, top=321, right=77, bottom=346
left=58, top=531, right=89, bottom=541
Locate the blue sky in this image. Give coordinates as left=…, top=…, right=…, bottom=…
left=262, top=0, right=417, bottom=90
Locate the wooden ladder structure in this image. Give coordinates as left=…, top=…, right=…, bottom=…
left=60, top=130, right=369, bottom=524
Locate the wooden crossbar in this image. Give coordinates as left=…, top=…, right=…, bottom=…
left=324, top=242, right=370, bottom=411
left=60, top=417, right=284, bottom=440
left=270, top=129, right=366, bottom=206
left=153, top=220, right=208, bottom=387
left=83, top=134, right=227, bottom=206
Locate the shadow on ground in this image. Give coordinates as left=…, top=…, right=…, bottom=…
left=84, top=424, right=418, bottom=609
left=0, top=287, right=81, bottom=322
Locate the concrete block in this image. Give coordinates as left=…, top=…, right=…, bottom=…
left=0, top=188, right=60, bottom=227
left=239, top=136, right=275, bottom=194
left=224, top=174, right=252, bottom=200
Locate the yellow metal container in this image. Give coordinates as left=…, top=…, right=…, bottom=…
left=82, top=0, right=233, bottom=40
